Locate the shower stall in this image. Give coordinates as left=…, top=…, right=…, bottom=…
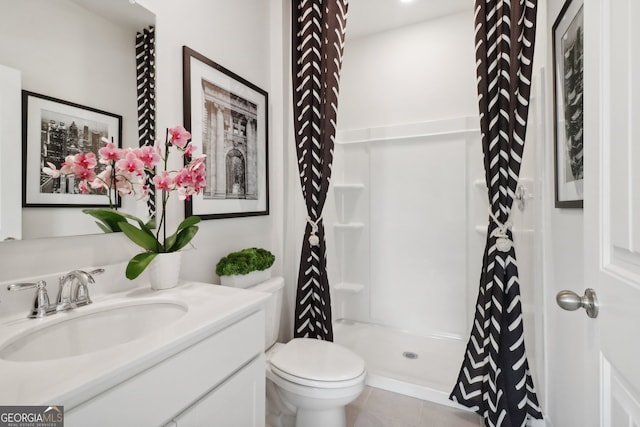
left=324, top=3, right=545, bottom=408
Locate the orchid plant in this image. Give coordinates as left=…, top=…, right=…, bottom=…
left=43, top=125, right=206, bottom=279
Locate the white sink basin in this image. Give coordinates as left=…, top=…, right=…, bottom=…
left=0, top=302, right=187, bottom=362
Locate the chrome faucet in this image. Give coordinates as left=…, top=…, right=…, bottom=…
left=7, top=280, right=57, bottom=318
left=56, top=269, right=104, bottom=311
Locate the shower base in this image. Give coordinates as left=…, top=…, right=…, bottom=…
left=333, top=319, right=468, bottom=408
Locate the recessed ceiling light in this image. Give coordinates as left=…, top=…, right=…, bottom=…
left=400, top=0, right=415, bottom=3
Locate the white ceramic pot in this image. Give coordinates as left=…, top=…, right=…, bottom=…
left=219, top=267, right=272, bottom=289
left=148, top=251, right=182, bottom=290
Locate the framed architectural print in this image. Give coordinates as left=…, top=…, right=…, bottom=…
left=182, top=46, right=269, bottom=220
left=552, top=0, right=584, bottom=208
left=22, top=91, right=122, bottom=207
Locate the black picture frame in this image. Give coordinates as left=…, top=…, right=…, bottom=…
left=22, top=90, right=122, bottom=208
left=552, top=0, right=584, bottom=208
left=182, top=46, right=269, bottom=220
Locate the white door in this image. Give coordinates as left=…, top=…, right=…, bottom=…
left=562, top=0, right=640, bottom=425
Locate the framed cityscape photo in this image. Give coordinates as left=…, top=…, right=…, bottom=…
left=552, top=0, right=584, bottom=208
left=183, top=46, right=269, bottom=220
left=22, top=91, right=122, bottom=207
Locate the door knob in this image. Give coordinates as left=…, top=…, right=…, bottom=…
left=556, top=288, right=599, bottom=318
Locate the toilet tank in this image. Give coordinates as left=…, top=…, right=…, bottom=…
left=221, top=276, right=284, bottom=350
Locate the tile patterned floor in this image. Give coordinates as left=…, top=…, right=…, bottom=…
left=346, top=387, right=483, bottom=427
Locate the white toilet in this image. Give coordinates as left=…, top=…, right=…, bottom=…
left=224, top=276, right=366, bottom=427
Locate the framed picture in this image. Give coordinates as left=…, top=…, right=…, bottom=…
left=552, top=0, right=584, bottom=208
left=183, top=46, right=269, bottom=220
left=22, top=91, right=122, bottom=207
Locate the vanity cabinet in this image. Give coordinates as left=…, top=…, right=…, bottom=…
left=65, top=310, right=265, bottom=427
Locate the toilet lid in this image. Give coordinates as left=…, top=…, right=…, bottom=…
left=269, top=338, right=365, bottom=382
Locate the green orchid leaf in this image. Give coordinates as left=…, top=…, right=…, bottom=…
left=145, top=217, right=157, bottom=230
left=118, top=221, right=160, bottom=252
left=169, top=225, right=199, bottom=252
left=125, top=252, right=158, bottom=280
left=83, top=208, right=127, bottom=232
left=163, top=234, right=177, bottom=252
left=164, top=216, right=201, bottom=250
left=117, top=211, right=155, bottom=235
left=177, top=216, right=201, bottom=231
left=94, top=221, right=114, bottom=233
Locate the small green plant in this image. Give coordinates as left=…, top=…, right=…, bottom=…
left=216, top=248, right=275, bottom=276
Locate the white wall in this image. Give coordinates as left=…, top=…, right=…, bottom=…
left=0, top=0, right=285, bottom=302
left=339, top=11, right=478, bottom=130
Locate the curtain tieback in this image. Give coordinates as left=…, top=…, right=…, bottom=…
left=488, top=209, right=513, bottom=252
left=306, top=216, right=322, bottom=247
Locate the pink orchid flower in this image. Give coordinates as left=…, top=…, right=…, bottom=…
left=177, top=186, right=194, bottom=201
left=116, top=151, right=145, bottom=175
left=135, top=184, right=150, bottom=201
left=136, top=145, right=161, bottom=168
left=168, top=125, right=191, bottom=148
left=173, top=168, right=190, bottom=187
left=73, top=152, right=98, bottom=170
left=91, top=165, right=113, bottom=190
left=188, top=155, right=206, bottom=171
left=72, top=166, right=96, bottom=183
left=183, top=143, right=197, bottom=158
left=59, top=158, right=74, bottom=175
left=42, top=162, right=61, bottom=178
left=78, top=181, right=90, bottom=194
left=99, top=141, right=122, bottom=165
left=189, top=173, right=205, bottom=191
left=153, top=171, right=174, bottom=191
left=115, top=176, right=134, bottom=196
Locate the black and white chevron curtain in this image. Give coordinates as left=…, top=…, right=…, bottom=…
left=135, top=26, right=156, bottom=218
left=292, top=0, right=348, bottom=341
left=449, top=1, right=543, bottom=426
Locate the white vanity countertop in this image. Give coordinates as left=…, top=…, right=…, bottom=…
left=0, top=281, right=269, bottom=408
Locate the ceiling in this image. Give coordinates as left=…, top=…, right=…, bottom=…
left=346, top=0, right=472, bottom=40
left=70, top=0, right=154, bottom=31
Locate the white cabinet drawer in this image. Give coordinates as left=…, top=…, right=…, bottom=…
left=66, top=310, right=264, bottom=427
left=169, top=355, right=265, bottom=427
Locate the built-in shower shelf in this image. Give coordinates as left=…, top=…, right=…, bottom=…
left=334, top=222, right=365, bottom=230
left=474, top=225, right=487, bottom=234
left=333, top=183, right=365, bottom=191
left=474, top=225, right=535, bottom=235
left=473, top=178, right=487, bottom=189
left=333, top=282, right=365, bottom=293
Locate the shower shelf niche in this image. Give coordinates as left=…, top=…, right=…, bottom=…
left=331, top=171, right=368, bottom=318
left=473, top=178, right=487, bottom=189
left=333, top=183, right=365, bottom=191
left=334, top=222, right=365, bottom=230
left=333, top=282, right=365, bottom=294
left=473, top=225, right=534, bottom=235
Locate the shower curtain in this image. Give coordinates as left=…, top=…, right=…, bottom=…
left=450, top=1, right=543, bottom=426
left=291, top=0, right=348, bottom=341
left=135, top=26, right=156, bottom=218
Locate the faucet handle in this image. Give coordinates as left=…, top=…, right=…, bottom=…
left=7, top=280, right=57, bottom=318
left=69, top=268, right=104, bottom=308
left=78, top=268, right=105, bottom=306
left=7, top=281, right=44, bottom=291
left=88, top=268, right=105, bottom=277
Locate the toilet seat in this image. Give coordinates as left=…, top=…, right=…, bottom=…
left=270, top=364, right=366, bottom=389
left=269, top=338, right=366, bottom=389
